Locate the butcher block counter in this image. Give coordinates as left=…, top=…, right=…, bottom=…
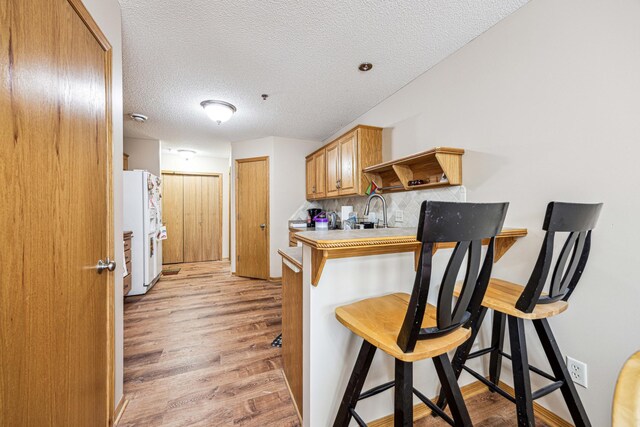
left=278, top=226, right=526, bottom=426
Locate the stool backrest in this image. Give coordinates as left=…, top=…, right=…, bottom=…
left=397, top=201, right=509, bottom=353
left=515, top=202, right=603, bottom=313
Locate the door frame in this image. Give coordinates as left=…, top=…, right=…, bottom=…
left=161, top=170, right=224, bottom=262
left=67, top=0, right=115, bottom=423
left=234, top=156, right=270, bottom=279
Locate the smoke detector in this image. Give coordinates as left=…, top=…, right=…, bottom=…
left=129, top=113, right=148, bottom=123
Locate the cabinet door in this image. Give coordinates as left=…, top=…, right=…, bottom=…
left=338, top=132, right=358, bottom=195
left=183, top=175, right=204, bottom=262
left=305, top=155, right=316, bottom=200
left=201, top=175, right=222, bottom=261
left=325, top=142, right=340, bottom=198
left=314, top=150, right=326, bottom=198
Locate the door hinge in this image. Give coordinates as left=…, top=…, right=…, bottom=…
left=237, top=255, right=240, bottom=261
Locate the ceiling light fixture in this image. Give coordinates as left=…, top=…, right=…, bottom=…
left=177, top=149, right=196, bottom=160
left=200, top=100, right=237, bottom=125
left=129, top=113, right=148, bottom=122
left=358, top=62, right=373, bottom=72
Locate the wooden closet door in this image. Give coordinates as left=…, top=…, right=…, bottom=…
left=161, top=174, right=184, bottom=264
left=183, top=175, right=204, bottom=262
left=201, top=175, right=222, bottom=261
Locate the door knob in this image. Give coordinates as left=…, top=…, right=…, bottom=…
left=260, top=224, right=266, bottom=230
left=96, top=258, right=116, bottom=274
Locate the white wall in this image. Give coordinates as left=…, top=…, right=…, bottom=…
left=231, top=137, right=321, bottom=278
left=82, top=0, right=124, bottom=411
left=161, top=153, right=231, bottom=259
left=327, top=0, right=640, bottom=424
left=123, top=137, right=161, bottom=175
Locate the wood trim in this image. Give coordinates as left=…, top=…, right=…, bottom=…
left=268, top=277, right=282, bottom=283
left=368, top=380, right=487, bottom=427
left=66, top=0, right=112, bottom=50
left=281, top=372, right=302, bottom=423
left=235, top=155, right=270, bottom=164
left=368, top=379, right=570, bottom=427
left=161, top=170, right=223, bottom=177
left=113, top=396, right=129, bottom=426
left=498, top=381, right=572, bottom=427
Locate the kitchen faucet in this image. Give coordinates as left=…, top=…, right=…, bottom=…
left=363, top=193, right=388, bottom=228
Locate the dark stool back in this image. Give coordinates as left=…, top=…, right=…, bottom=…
left=516, top=202, right=602, bottom=311
left=438, top=202, right=602, bottom=427
left=334, top=201, right=508, bottom=427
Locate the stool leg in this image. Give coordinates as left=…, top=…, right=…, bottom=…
left=489, top=311, right=506, bottom=387
left=333, top=340, right=377, bottom=427
left=394, top=359, right=413, bottom=427
left=533, top=319, right=591, bottom=427
left=433, top=354, right=472, bottom=427
left=508, top=316, right=535, bottom=427
left=435, top=306, right=489, bottom=411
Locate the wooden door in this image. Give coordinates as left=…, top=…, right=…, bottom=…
left=305, top=155, right=315, bottom=200
left=325, top=141, right=340, bottom=198
left=162, top=174, right=184, bottom=264
left=339, top=132, right=358, bottom=195
left=314, top=150, right=326, bottom=198
left=183, top=175, right=204, bottom=262
left=0, top=0, right=113, bottom=425
left=201, top=175, right=222, bottom=261
left=236, top=157, right=270, bottom=279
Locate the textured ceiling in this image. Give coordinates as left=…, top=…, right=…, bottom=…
left=120, top=0, right=528, bottom=155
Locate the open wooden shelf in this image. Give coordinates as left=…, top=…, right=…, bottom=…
left=363, top=147, right=464, bottom=193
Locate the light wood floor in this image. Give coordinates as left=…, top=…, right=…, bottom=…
left=120, top=261, right=299, bottom=426
left=120, top=261, right=553, bottom=426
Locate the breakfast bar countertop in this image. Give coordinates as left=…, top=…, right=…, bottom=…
left=294, top=227, right=528, bottom=286
left=295, top=227, right=527, bottom=249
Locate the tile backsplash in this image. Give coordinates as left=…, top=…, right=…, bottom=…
left=289, top=186, right=466, bottom=228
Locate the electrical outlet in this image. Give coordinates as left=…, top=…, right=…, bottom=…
left=395, top=210, right=404, bottom=223
left=566, top=356, right=588, bottom=388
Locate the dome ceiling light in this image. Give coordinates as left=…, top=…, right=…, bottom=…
left=200, top=100, right=237, bottom=125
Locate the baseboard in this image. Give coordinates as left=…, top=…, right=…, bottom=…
left=498, top=381, right=572, bottom=427
left=368, top=380, right=487, bottom=427
left=281, top=371, right=302, bottom=423
left=113, top=395, right=129, bottom=426
left=368, top=379, right=571, bottom=427
left=269, top=276, right=282, bottom=283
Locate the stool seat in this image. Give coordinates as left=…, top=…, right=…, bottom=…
left=453, top=278, right=568, bottom=320
left=336, top=293, right=471, bottom=362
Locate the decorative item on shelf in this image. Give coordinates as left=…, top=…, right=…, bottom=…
left=365, top=180, right=379, bottom=196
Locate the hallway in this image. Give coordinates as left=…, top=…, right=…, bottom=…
left=119, top=262, right=299, bottom=426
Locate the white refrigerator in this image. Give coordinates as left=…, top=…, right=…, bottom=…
left=123, top=170, right=163, bottom=296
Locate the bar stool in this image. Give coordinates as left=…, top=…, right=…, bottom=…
left=437, top=202, right=602, bottom=427
left=333, top=200, right=509, bottom=427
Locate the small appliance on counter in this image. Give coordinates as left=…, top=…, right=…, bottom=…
left=307, top=208, right=322, bottom=228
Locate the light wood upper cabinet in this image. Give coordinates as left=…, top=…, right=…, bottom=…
left=305, top=156, right=315, bottom=199
left=325, top=142, right=340, bottom=198
left=305, top=149, right=328, bottom=199
left=305, top=125, right=382, bottom=200
left=338, top=132, right=357, bottom=195
left=314, top=150, right=326, bottom=198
